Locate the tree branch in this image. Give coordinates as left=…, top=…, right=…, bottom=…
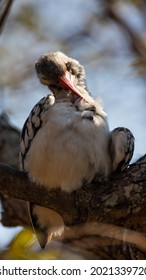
left=0, top=158, right=146, bottom=258
left=104, top=0, right=146, bottom=58
left=0, top=114, right=146, bottom=258
left=0, top=0, right=13, bottom=33
left=0, top=154, right=146, bottom=230
left=0, top=164, right=78, bottom=226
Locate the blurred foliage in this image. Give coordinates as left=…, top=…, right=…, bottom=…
left=124, top=0, right=141, bottom=5
left=0, top=228, right=89, bottom=260
left=1, top=0, right=146, bottom=89
left=0, top=228, right=59, bottom=260
left=14, top=4, right=39, bottom=31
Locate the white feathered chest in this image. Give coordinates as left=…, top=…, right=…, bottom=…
left=20, top=95, right=111, bottom=192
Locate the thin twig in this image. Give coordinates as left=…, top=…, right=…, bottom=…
left=0, top=0, right=13, bottom=33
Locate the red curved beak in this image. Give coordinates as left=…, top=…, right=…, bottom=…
left=58, top=74, right=93, bottom=105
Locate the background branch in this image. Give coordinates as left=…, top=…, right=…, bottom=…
left=0, top=0, right=14, bottom=33
left=103, top=0, right=146, bottom=58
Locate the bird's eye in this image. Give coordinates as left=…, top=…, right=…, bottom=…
left=49, top=84, right=62, bottom=90
left=42, top=76, right=47, bottom=81
left=66, top=63, right=76, bottom=75
left=66, top=62, right=71, bottom=71
left=71, top=69, right=76, bottom=75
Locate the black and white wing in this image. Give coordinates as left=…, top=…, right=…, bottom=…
left=19, top=94, right=55, bottom=248
left=19, top=94, right=55, bottom=171
left=110, top=127, right=135, bottom=173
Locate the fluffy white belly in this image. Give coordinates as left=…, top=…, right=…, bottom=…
left=24, top=103, right=111, bottom=192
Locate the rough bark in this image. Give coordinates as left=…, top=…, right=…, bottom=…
left=0, top=113, right=146, bottom=259
left=0, top=157, right=146, bottom=228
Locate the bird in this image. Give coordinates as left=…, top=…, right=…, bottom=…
left=19, top=51, right=134, bottom=249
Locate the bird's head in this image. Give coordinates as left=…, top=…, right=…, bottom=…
left=35, top=51, right=93, bottom=104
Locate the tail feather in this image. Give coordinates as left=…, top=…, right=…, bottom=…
left=28, top=203, right=64, bottom=248
left=110, top=127, right=135, bottom=173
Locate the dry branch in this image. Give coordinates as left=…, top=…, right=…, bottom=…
left=0, top=156, right=146, bottom=258
left=0, top=156, right=146, bottom=228
left=0, top=0, right=13, bottom=33
left=0, top=156, right=146, bottom=232
left=105, top=0, right=146, bottom=58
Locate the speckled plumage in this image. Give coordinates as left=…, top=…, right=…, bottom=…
left=20, top=51, right=134, bottom=248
